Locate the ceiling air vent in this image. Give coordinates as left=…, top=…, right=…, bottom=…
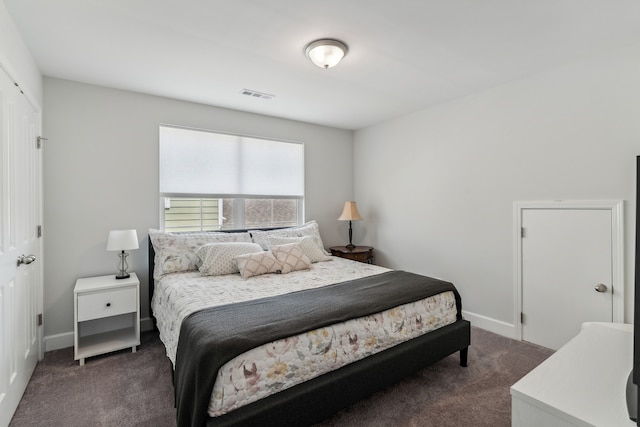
left=240, top=89, right=275, bottom=100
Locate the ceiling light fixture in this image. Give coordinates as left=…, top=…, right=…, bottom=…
left=305, top=39, right=348, bottom=69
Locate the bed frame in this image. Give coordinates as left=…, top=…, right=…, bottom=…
left=148, top=235, right=471, bottom=427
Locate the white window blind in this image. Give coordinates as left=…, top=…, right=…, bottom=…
left=159, top=126, right=304, bottom=197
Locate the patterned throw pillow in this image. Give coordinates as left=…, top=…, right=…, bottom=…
left=270, top=242, right=311, bottom=274
left=267, top=235, right=331, bottom=263
left=234, top=251, right=282, bottom=279
left=196, top=242, right=264, bottom=276
left=156, top=247, right=200, bottom=276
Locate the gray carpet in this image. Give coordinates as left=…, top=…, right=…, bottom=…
left=9, top=327, right=552, bottom=427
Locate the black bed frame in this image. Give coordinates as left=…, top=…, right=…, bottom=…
left=148, top=235, right=471, bottom=427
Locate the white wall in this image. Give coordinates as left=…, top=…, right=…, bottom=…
left=33, top=24, right=640, bottom=347
left=0, top=2, right=41, bottom=107
left=354, top=46, right=640, bottom=336
left=43, top=78, right=354, bottom=348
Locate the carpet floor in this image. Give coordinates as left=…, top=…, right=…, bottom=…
left=9, top=326, right=552, bottom=427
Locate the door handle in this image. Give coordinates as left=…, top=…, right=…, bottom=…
left=594, top=283, right=608, bottom=293
left=17, top=254, right=36, bottom=266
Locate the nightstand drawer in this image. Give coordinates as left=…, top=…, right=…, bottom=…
left=77, top=287, right=136, bottom=322
left=329, top=246, right=375, bottom=264
left=348, top=251, right=373, bottom=262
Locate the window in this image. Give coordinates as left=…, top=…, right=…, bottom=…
left=163, top=197, right=300, bottom=232
left=159, top=126, right=304, bottom=231
left=163, top=197, right=222, bottom=232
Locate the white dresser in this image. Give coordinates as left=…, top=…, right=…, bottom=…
left=511, top=322, right=636, bottom=427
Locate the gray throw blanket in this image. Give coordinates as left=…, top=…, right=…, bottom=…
left=174, top=270, right=462, bottom=427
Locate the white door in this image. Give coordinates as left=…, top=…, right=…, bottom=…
left=0, top=69, right=42, bottom=427
left=518, top=203, right=621, bottom=351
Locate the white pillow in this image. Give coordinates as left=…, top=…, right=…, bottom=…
left=251, top=220, right=329, bottom=255
left=267, top=235, right=331, bottom=263
left=270, top=242, right=311, bottom=274
left=196, top=242, right=264, bottom=276
left=234, top=251, right=281, bottom=279
left=149, top=229, right=252, bottom=280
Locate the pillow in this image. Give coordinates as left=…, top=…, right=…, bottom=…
left=251, top=220, right=329, bottom=255
left=270, top=242, right=311, bottom=274
left=234, top=251, right=282, bottom=279
left=155, top=247, right=200, bottom=278
left=267, top=235, right=331, bottom=263
left=149, top=229, right=252, bottom=280
left=196, top=242, right=264, bottom=276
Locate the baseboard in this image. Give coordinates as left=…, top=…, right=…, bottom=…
left=462, top=310, right=516, bottom=339
left=44, top=317, right=155, bottom=352
left=44, top=331, right=74, bottom=352
left=46, top=314, right=509, bottom=351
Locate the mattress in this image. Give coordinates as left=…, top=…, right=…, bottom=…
left=151, top=257, right=458, bottom=417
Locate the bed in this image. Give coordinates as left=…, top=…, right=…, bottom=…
left=148, top=222, right=470, bottom=427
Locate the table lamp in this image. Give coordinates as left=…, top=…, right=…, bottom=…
left=338, top=201, right=363, bottom=250
left=106, top=229, right=139, bottom=279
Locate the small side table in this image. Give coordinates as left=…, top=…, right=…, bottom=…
left=74, top=273, right=140, bottom=365
left=329, top=246, right=375, bottom=264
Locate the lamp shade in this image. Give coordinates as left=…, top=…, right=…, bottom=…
left=106, top=229, right=139, bottom=251
left=338, top=201, right=363, bottom=221
left=305, top=39, right=348, bottom=69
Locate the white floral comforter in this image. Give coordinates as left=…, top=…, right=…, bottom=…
left=151, top=257, right=458, bottom=417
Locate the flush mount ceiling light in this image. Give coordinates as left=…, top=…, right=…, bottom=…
left=304, top=39, right=348, bottom=69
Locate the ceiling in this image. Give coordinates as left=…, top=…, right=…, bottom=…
left=4, top=0, right=640, bottom=130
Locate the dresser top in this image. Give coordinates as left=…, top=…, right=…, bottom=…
left=511, top=322, right=634, bottom=426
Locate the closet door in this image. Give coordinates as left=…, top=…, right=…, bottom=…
left=519, top=206, right=616, bottom=350
left=0, top=69, right=42, bottom=427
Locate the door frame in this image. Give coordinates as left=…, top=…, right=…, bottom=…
left=513, top=200, right=624, bottom=341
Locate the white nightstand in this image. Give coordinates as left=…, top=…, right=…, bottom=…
left=74, top=273, right=140, bottom=366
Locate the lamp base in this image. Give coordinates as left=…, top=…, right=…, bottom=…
left=115, top=251, right=130, bottom=280
left=345, top=220, right=356, bottom=250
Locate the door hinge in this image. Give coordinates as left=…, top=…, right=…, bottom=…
left=37, top=225, right=42, bottom=238
left=37, top=313, right=43, bottom=326
left=521, top=227, right=526, bottom=238
left=36, top=136, right=47, bottom=149
left=521, top=312, right=525, bottom=324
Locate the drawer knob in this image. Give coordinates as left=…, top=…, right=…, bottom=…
left=106, top=302, right=111, bottom=307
